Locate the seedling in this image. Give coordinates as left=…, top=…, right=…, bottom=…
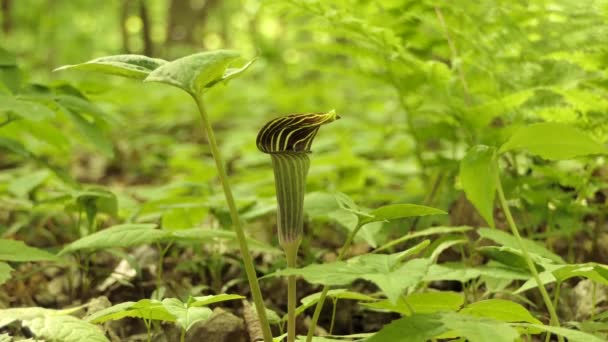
left=55, top=50, right=272, bottom=342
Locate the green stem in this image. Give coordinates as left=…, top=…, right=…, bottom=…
left=496, top=175, right=562, bottom=341
left=306, top=223, right=363, bottom=341
left=329, top=299, right=337, bottom=334
left=284, top=241, right=299, bottom=342
left=192, top=94, right=272, bottom=342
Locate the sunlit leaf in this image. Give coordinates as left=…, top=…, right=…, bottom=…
left=0, top=239, right=59, bottom=262
left=54, top=55, right=167, bottom=79
left=144, top=50, right=242, bottom=95
left=59, top=224, right=167, bottom=255
left=499, top=123, right=607, bottom=160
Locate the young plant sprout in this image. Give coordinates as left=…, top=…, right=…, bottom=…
left=256, top=110, right=339, bottom=342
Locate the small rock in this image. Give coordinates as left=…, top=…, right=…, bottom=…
left=185, top=307, right=246, bottom=342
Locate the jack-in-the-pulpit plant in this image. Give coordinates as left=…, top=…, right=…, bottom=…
left=257, top=110, right=339, bottom=342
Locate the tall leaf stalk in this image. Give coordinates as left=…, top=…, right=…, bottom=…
left=193, top=94, right=273, bottom=342
left=496, top=174, right=562, bottom=342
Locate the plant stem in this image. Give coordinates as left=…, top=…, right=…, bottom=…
left=306, top=223, right=363, bottom=341
left=192, top=94, right=272, bottom=342
left=496, top=175, right=562, bottom=341
left=284, top=241, right=299, bottom=342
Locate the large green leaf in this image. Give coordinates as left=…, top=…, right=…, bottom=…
left=459, top=299, right=542, bottom=324
left=144, top=50, right=245, bottom=95
left=477, top=228, right=564, bottom=264
left=86, top=294, right=243, bottom=324
left=499, top=123, right=607, bottom=160
left=59, top=224, right=167, bottom=255
left=363, top=291, right=464, bottom=315
left=512, top=323, right=604, bottom=342
left=54, top=55, right=167, bottom=79
left=360, top=204, right=446, bottom=225
left=367, top=312, right=519, bottom=342
left=0, top=308, right=108, bottom=342
left=86, top=299, right=174, bottom=323
left=275, top=255, right=431, bottom=304
left=459, top=145, right=498, bottom=227
left=0, top=239, right=59, bottom=262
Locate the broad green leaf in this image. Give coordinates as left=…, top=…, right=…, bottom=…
left=144, top=50, right=242, bottom=95
left=59, top=224, right=167, bottom=255
left=0, top=262, right=14, bottom=286
left=460, top=145, right=498, bottom=227
left=367, top=312, right=519, bottom=342
left=54, top=55, right=167, bottom=79
left=499, top=123, right=607, bottom=160
left=87, top=299, right=174, bottom=323
left=365, top=313, right=448, bottom=342
left=425, top=262, right=530, bottom=283
left=363, top=291, right=464, bottom=315
left=375, top=226, right=473, bottom=253
left=478, top=246, right=554, bottom=271
left=23, top=315, right=109, bottom=342
left=0, top=95, right=56, bottom=121
left=0, top=239, right=59, bottom=262
left=516, top=263, right=608, bottom=294
left=513, top=323, right=604, bottom=342
left=435, top=312, right=519, bottom=342
left=459, top=299, right=542, bottom=324
left=360, top=204, right=446, bottom=225
left=190, top=294, right=244, bottom=307
left=477, top=228, right=564, bottom=264
left=275, top=256, right=431, bottom=304
left=162, top=298, right=212, bottom=332
left=84, top=301, right=136, bottom=323
left=0, top=308, right=108, bottom=342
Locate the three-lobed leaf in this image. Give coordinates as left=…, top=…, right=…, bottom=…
left=275, top=254, right=431, bottom=304
left=161, top=298, right=212, bottom=332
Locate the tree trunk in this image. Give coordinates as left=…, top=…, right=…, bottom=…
left=1, top=0, right=12, bottom=35
left=165, top=0, right=219, bottom=48
left=120, top=0, right=132, bottom=53
left=139, top=0, right=153, bottom=56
